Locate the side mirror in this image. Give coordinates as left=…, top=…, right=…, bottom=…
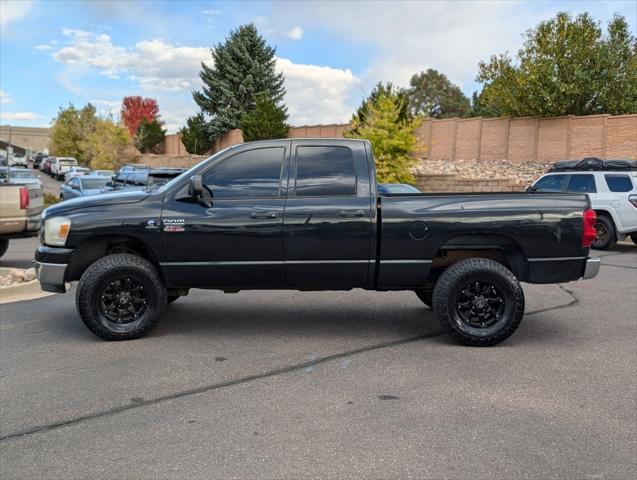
left=525, top=185, right=538, bottom=193
left=72, top=183, right=80, bottom=190
left=188, top=175, right=203, bottom=197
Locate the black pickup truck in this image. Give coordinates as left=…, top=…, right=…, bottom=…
left=35, top=139, right=600, bottom=345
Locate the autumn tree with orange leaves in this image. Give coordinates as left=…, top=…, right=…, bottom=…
left=121, top=96, right=160, bottom=136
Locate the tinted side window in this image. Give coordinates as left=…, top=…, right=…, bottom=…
left=534, top=175, right=567, bottom=192
left=605, top=174, right=633, bottom=192
left=567, top=174, right=596, bottom=193
left=203, top=147, right=284, bottom=198
left=295, top=146, right=356, bottom=196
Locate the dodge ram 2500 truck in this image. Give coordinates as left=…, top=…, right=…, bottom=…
left=35, top=139, right=600, bottom=345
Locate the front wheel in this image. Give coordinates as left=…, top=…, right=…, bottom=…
left=75, top=253, right=167, bottom=340
left=433, top=258, right=525, bottom=347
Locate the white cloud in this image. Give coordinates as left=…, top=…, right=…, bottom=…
left=0, top=90, right=12, bottom=104
left=202, top=9, right=222, bottom=16
left=287, top=26, right=303, bottom=40
left=48, top=28, right=359, bottom=128
left=0, top=0, right=32, bottom=27
left=90, top=99, right=122, bottom=119
left=0, top=112, right=45, bottom=121
left=34, top=44, right=53, bottom=51
left=53, top=29, right=211, bottom=91
left=276, top=58, right=359, bottom=125
left=270, top=0, right=567, bottom=93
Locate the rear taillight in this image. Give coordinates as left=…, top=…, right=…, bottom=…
left=629, top=194, right=637, bottom=208
left=19, top=187, right=29, bottom=210
left=582, top=208, right=597, bottom=248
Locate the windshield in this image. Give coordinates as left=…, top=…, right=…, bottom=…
left=157, top=146, right=235, bottom=193
left=81, top=178, right=110, bottom=189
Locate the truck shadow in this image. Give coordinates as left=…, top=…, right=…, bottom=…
left=156, top=290, right=443, bottom=340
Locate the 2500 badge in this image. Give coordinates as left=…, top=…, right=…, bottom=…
left=163, top=218, right=185, bottom=232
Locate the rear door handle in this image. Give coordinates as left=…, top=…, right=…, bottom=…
left=339, top=209, right=365, bottom=218
left=250, top=211, right=278, bottom=219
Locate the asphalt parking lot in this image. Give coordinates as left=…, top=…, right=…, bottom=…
left=1, top=237, right=635, bottom=479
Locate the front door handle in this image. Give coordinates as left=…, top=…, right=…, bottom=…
left=339, top=209, right=365, bottom=218
left=250, top=211, right=278, bottom=219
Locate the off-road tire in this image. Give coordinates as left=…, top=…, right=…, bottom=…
left=592, top=214, right=617, bottom=250
left=75, top=253, right=167, bottom=341
left=433, top=258, right=525, bottom=347
left=414, top=288, right=433, bottom=308
left=0, top=239, right=9, bottom=258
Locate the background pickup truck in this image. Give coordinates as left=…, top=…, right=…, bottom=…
left=35, top=139, right=599, bottom=345
left=0, top=183, right=44, bottom=258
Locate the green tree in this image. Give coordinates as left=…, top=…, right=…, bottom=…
left=49, top=103, right=98, bottom=164
left=477, top=12, right=637, bottom=116
left=180, top=113, right=213, bottom=154
left=193, top=24, right=286, bottom=140
left=352, top=82, right=410, bottom=133
left=406, top=69, right=471, bottom=118
left=85, top=119, right=131, bottom=170
left=469, top=91, right=502, bottom=117
left=134, top=118, right=166, bottom=153
left=239, top=95, right=289, bottom=142
left=345, top=93, right=421, bottom=184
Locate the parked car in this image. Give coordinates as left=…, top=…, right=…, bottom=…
left=59, top=175, right=111, bottom=201
left=530, top=158, right=637, bottom=249
left=35, top=139, right=599, bottom=345
left=33, top=152, right=47, bottom=170
left=8, top=153, right=27, bottom=168
left=117, top=164, right=149, bottom=174
left=50, top=157, right=79, bottom=180
left=103, top=167, right=186, bottom=193
left=64, top=166, right=91, bottom=181
left=41, top=156, right=55, bottom=174
left=91, top=169, right=115, bottom=177
left=377, top=183, right=421, bottom=194
left=0, top=167, right=43, bottom=189
left=0, top=181, right=44, bottom=258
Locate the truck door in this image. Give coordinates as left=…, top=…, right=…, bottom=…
left=283, top=142, right=374, bottom=289
left=160, top=143, right=289, bottom=288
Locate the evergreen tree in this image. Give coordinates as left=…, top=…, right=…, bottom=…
left=193, top=24, right=285, bottom=140
left=180, top=113, right=213, bottom=154
left=134, top=119, right=166, bottom=153
left=345, top=93, right=421, bottom=184
left=350, top=82, right=410, bottom=136
left=239, top=95, right=289, bottom=142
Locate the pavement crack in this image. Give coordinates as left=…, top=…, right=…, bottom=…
left=0, top=332, right=440, bottom=443
left=526, top=284, right=579, bottom=316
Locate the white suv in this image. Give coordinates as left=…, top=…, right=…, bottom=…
left=50, top=157, right=78, bottom=180
left=532, top=161, right=637, bottom=249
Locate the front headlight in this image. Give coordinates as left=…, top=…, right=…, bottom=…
left=44, top=216, right=72, bottom=246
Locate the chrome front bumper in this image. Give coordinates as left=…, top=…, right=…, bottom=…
left=34, top=261, right=68, bottom=293
left=582, top=257, right=601, bottom=280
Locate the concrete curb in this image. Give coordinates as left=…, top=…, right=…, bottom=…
left=0, top=268, right=55, bottom=304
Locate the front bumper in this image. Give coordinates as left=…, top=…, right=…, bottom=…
left=34, top=261, right=67, bottom=293
left=582, top=257, right=601, bottom=280
left=34, top=245, right=74, bottom=293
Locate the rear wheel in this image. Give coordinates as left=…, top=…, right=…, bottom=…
left=0, top=239, right=8, bottom=258
left=433, top=258, right=525, bottom=347
left=76, top=253, right=167, bottom=340
left=592, top=214, right=617, bottom=250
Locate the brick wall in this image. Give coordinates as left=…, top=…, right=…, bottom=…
left=162, top=129, right=244, bottom=156
left=414, top=174, right=520, bottom=193
left=286, top=115, right=636, bottom=162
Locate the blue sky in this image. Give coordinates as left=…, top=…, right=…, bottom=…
left=1, top=0, right=635, bottom=132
